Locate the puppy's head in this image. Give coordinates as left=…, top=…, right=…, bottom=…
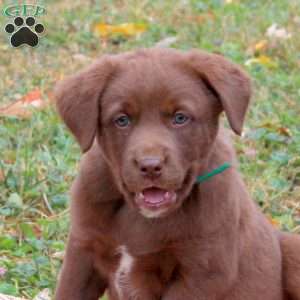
left=55, top=48, right=251, bottom=218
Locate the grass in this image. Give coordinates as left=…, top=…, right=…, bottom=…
left=0, top=0, right=299, bottom=298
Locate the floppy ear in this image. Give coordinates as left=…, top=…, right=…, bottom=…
left=54, top=56, right=115, bottom=152
left=186, top=50, right=251, bottom=135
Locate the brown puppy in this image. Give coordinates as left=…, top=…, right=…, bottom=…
left=54, top=48, right=300, bottom=300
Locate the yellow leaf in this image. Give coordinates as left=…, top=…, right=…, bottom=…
left=254, top=39, right=268, bottom=52
left=257, top=55, right=274, bottom=66
left=259, top=120, right=280, bottom=129
left=94, top=23, right=147, bottom=38
left=225, top=0, right=239, bottom=4
left=267, top=215, right=280, bottom=228
left=245, top=55, right=277, bottom=68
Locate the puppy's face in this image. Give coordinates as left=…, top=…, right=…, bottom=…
left=99, top=56, right=220, bottom=218
left=55, top=49, right=251, bottom=218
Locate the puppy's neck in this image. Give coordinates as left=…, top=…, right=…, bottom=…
left=200, top=127, right=237, bottom=173
left=186, top=128, right=245, bottom=235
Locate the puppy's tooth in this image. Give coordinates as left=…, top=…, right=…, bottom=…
left=138, top=192, right=145, bottom=200
left=166, top=191, right=176, bottom=202
left=172, top=192, right=177, bottom=202
left=165, top=192, right=171, bottom=200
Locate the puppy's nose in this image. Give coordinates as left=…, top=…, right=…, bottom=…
left=138, top=157, right=163, bottom=178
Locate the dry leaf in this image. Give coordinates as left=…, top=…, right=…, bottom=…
left=245, top=55, right=277, bottom=68
left=266, top=24, right=292, bottom=40
left=247, top=40, right=268, bottom=56
left=277, top=127, right=292, bottom=137
left=258, top=122, right=292, bottom=137
left=186, top=12, right=215, bottom=24
left=0, top=89, right=46, bottom=118
left=0, top=294, right=27, bottom=300
left=254, top=39, right=268, bottom=52
left=293, top=16, right=300, bottom=25
left=52, top=251, right=65, bottom=260
left=33, top=289, right=50, bottom=300
left=72, top=53, right=92, bottom=63
left=258, top=121, right=279, bottom=129
left=155, top=36, right=178, bottom=48
left=0, top=169, right=4, bottom=183
left=93, top=23, right=147, bottom=38
left=267, top=215, right=280, bottom=228
left=225, top=0, right=239, bottom=4
left=0, top=289, right=50, bottom=300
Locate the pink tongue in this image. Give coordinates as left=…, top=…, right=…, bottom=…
left=143, top=188, right=166, bottom=204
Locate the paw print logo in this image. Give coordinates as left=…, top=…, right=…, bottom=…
left=4, top=16, right=45, bottom=48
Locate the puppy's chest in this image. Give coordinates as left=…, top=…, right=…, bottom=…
left=104, top=245, right=178, bottom=299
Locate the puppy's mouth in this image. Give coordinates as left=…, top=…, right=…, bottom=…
left=135, top=187, right=177, bottom=209
left=124, top=168, right=195, bottom=218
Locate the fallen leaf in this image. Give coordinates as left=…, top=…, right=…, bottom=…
left=33, top=289, right=50, bottom=300
left=72, top=53, right=92, bottom=63
left=246, top=39, right=268, bottom=56
left=225, top=0, right=239, bottom=4
left=186, top=12, right=215, bottom=24
left=266, top=23, right=292, bottom=40
left=0, top=89, right=46, bottom=118
left=293, top=16, right=300, bottom=25
left=93, top=23, right=147, bottom=38
left=52, top=251, right=65, bottom=260
left=254, top=39, right=268, bottom=52
left=155, top=36, right=178, bottom=48
left=258, top=121, right=280, bottom=129
left=0, top=294, right=27, bottom=300
left=245, top=55, right=278, bottom=68
left=258, top=122, right=292, bottom=138
left=267, top=215, right=280, bottom=228
left=0, top=169, right=4, bottom=183
left=277, top=127, right=292, bottom=137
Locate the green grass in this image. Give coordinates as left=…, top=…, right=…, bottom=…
left=0, top=0, right=299, bottom=298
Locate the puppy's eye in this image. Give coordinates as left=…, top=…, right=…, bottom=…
left=172, top=112, right=190, bottom=126
left=114, top=114, right=131, bottom=128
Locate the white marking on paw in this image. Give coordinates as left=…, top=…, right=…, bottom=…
left=114, top=245, right=135, bottom=298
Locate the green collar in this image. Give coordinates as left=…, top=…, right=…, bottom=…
left=196, top=162, right=231, bottom=183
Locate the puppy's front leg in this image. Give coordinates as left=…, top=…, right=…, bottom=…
left=280, top=232, right=300, bottom=300
left=162, top=266, right=237, bottom=300
left=55, top=234, right=107, bottom=300
left=162, top=281, right=197, bottom=300
left=162, top=279, right=222, bottom=300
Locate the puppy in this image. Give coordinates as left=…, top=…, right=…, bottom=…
left=54, top=48, right=300, bottom=300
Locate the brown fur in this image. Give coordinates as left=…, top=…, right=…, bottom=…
left=54, top=48, right=300, bottom=300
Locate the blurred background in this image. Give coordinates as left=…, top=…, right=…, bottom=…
left=0, top=0, right=299, bottom=298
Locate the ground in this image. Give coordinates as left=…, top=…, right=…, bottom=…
left=0, top=0, right=299, bottom=298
